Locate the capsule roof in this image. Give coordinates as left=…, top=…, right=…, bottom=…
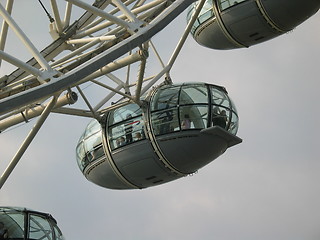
left=0, top=206, right=64, bottom=240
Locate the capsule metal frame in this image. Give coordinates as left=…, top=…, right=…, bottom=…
left=188, top=0, right=320, bottom=49
left=76, top=83, right=242, bottom=189
left=0, top=206, right=64, bottom=240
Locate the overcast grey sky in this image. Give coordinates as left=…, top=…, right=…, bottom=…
left=0, top=2, right=320, bottom=240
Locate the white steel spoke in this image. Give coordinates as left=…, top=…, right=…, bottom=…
left=0, top=3, right=53, bottom=73
left=112, top=0, right=144, bottom=25
left=0, top=0, right=195, bottom=126
left=63, top=2, right=73, bottom=27
left=50, top=0, right=64, bottom=33
left=66, top=0, right=137, bottom=33
left=93, top=84, right=123, bottom=111
left=0, top=94, right=59, bottom=189
left=0, top=0, right=13, bottom=67
left=0, top=50, right=46, bottom=82
left=167, top=0, right=206, bottom=69
left=76, top=86, right=99, bottom=119
left=0, top=92, right=77, bottom=132
left=0, top=0, right=198, bottom=190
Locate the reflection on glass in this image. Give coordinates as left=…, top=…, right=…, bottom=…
left=83, top=119, right=100, bottom=138
left=76, top=143, right=86, bottom=171
left=187, top=1, right=215, bottom=34
left=180, top=85, right=208, bottom=104
left=151, top=109, right=179, bottom=135
left=211, top=87, right=230, bottom=109
left=218, top=0, right=246, bottom=10
left=0, top=208, right=66, bottom=240
left=109, top=104, right=142, bottom=125
left=229, top=111, right=239, bottom=134
left=109, top=115, right=145, bottom=150
left=0, top=212, right=25, bottom=239
left=84, top=132, right=101, bottom=155
left=180, top=106, right=208, bottom=129
left=188, top=0, right=248, bottom=35
left=151, top=86, right=180, bottom=111
left=53, top=225, right=65, bottom=240
left=76, top=119, right=104, bottom=171
left=29, top=215, right=53, bottom=240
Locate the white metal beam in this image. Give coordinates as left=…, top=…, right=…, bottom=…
left=135, top=57, right=146, bottom=102
left=0, top=3, right=53, bottom=72
left=0, top=92, right=77, bottom=132
left=167, top=0, right=206, bottom=69
left=0, top=0, right=13, bottom=67
left=0, top=50, right=49, bottom=83
left=0, top=0, right=196, bottom=116
left=66, top=0, right=137, bottom=33
left=63, top=2, right=73, bottom=27
left=50, top=0, right=64, bottom=33
left=93, top=84, right=123, bottom=111
left=74, top=0, right=166, bottom=39
left=76, top=86, right=99, bottom=119
left=112, top=0, right=144, bottom=26
left=66, top=35, right=116, bottom=44
left=0, top=95, right=59, bottom=189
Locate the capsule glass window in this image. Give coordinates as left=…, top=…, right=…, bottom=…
left=108, top=105, right=145, bottom=150
left=180, top=84, right=208, bottom=105
left=180, top=105, right=208, bottom=129
left=218, top=0, right=247, bottom=11
left=211, top=86, right=230, bottom=109
left=0, top=211, right=25, bottom=238
left=53, top=224, right=65, bottom=240
left=83, top=132, right=102, bottom=157
left=108, top=104, right=142, bottom=125
left=151, top=108, right=179, bottom=135
left=198, top=1, right=214, bottom=24
left=229, top=111, right=239, bottom=134
left=28, top=214, right=53, bottom=240
left=76, top=119, right=103, bottom=171
left=187, top=1, right=215, bottom=34
left=83, top=118, right=101, bottom=138
left=212, top=105, right=230, bottom=129
left=76, top=142, right=86, bottom=171
left=151, top=86, right=180, bottom=111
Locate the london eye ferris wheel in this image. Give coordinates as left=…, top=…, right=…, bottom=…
left=0, top=1, right=319, bottom=239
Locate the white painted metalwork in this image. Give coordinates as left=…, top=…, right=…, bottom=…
left=0, top=0, right=199, bottom=189
left=66, top=0, right=137, bottom=32
left=0, top=95, right=59, bottom=189
left=0, top=3, right=54, bottom=72
left=0, top=92, right=77, bottom=132
left=0, top=0, right=13, bottom=68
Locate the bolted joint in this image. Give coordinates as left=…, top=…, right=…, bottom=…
left=66, top=91, right=78, bottom=104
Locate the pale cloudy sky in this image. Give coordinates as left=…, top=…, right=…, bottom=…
left=0, top=2, right=320, bottom=240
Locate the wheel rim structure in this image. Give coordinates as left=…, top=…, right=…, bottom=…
left=0, top=0, right=205, bottom=188
left=0, top=0, right=199, bottom=117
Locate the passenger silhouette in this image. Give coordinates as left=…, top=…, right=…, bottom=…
left=212, top=107, right=227, bottom=129
left=134, top=132, right=142, bottom=141
left=218, top=110, right=227, bottom=129
left=125, top=114, right=133, bottom=143
left=181, top=114, right=191, bottom=129
left=116, top=137, right=125, bottom=147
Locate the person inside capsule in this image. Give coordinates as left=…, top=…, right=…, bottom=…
left=76, top=82, right=241, bottom=189
left=108, top=104, right=146, bottom=150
